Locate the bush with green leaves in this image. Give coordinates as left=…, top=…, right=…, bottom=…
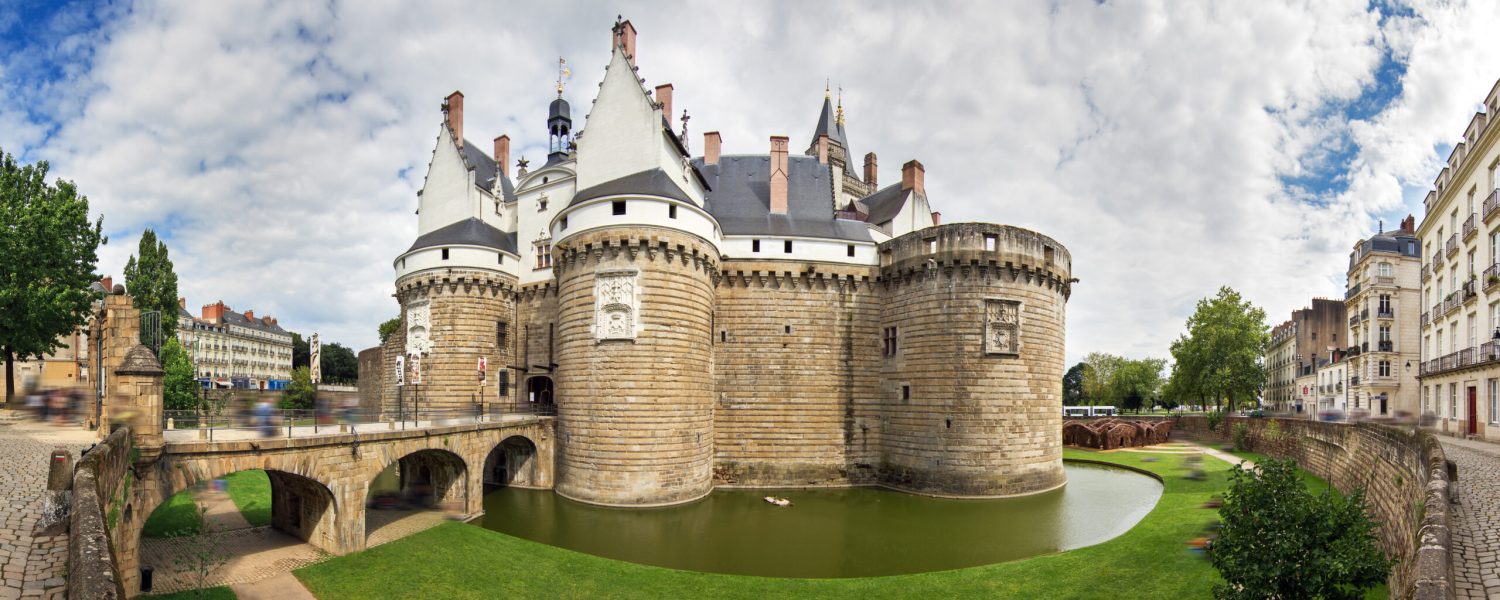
left=1231, top=422, right=1251, bottom=451
left=1208, top=459, right=1391, bottom=599
left=160, top=337, right=199, bottom=411
left=1206, top=410, right=1224, bottom=431
left=281, top=366, right=316, bottom=409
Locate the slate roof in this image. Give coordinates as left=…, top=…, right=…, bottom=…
left=856, top=184, right=913, bottom=226
left=692, top=155, right=872, bottom=242
left=811, top=97, right=848, bottom=148
left=406, top=217, right=517, bottom=254
left=221, top=309, right=289, bottom=336
left=461, top=140, right=516, bottom=201
left=569, top=168, right=694, bottom=207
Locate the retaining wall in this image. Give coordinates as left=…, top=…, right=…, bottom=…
left=1172, top=416, right=1454, bottom=599
left=68, top=427, right=133, bottom=599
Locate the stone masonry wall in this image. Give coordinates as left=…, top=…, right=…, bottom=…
left=712, top=260, right=882, bottom=487
left=68, top=427, right=132, bottom=599
left=1174, top=416, right=1454, bottom=598
left=515, top=284, right=560, bottom=404
left=552, top=227, right=719, bottom=506
left=389, top=268, right=517, bottom=413
left=877, top=223, right=1072, bottom=497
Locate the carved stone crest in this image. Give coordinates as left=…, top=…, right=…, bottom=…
left=595, top=270, right=639, bottom=341
left=985, top=299, right=1021, bottom=355
left=405, top=300, right=432, bottom=355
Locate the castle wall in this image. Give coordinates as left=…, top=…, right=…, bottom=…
left=388, top=268, right=517, bottom=414
left=877, top=223, right=1073, bottom=497
left=515, top=283, right=560, bottom=402
left=712, top=261, right=882, bottom=486
left=552, top=227, right=720, bottom=506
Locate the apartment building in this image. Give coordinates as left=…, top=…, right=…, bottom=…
left=1344, top=218, right=1422, bottom=417
left=1265, top=298, right=1347, bottom=413
left=1416, top=78, right=1500, bottom=441
left=176, top=300, right=293, bottom=390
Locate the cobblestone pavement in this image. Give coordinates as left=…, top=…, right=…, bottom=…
left=0, top=411, right=94, bottom=600
left=140, top=527, right=328, bottom=594
left=1439, top=437, right=1500, bottom=599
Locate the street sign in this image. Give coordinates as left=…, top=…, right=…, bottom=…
left=395, top=355, right=405, bottom=387
left=478, top=356, right=487, bottom=381
left=309, top=333, right=322, bottom=384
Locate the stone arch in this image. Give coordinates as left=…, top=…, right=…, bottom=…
left=484, top=435, right=541, bottom=488
left=526, top=375, right=555, bottom=408
left=364, top=447, right=469, bottom=513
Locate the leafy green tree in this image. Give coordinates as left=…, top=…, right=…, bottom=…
left=320, top=342, right=358, bottom=384
left=1209, top=459, right=1391, bottom=599
left=281, top=366, right=316, bottom=409
left=1115, top=358, right=1166, bottom=413
left=1167, top=287, right=1269, bottom=413
left=290, top=332, right=310, bottom=369
left=160, top=337, right=199, bottom=411
left=122, top=228, right=180, bottom=340
left=1062, top=362, right=1089, bottom=406
left=378, top=317, right=401, bottom=344
left=1081, top=352, right=1123, bottom=407
left=0, top=147, right=106, bottom=403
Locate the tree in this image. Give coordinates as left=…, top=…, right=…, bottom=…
left=1209, top=459, right=1391, bottom=599
left=320, top=342, right=357, bottom=384
left=0, top=147, right=106, bottom=404
left=122, top=228, right=180, bottom=340
left=378, top=317, right=401, bottom=344
left=160, top=338, right=199, bottom=411
left=1062, top=362, right=1089, bottom=406
left=281, top=366, right=316, bottom=409
left=290, top=332, right=310, bottom=369
left=1114, top=358, right=1166, bottom=413
left=1081, top=352, right=1124, bottom=407
left=1167, top=287, right=1269, bottom=413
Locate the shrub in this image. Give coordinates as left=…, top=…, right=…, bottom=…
left=1207, top=410, right=1225, bottom=431
left=1209, top=459, right=1391, bottom=599
left=1263, top=420, right=1282, bottom=442
left=1231, top=422, right=1251, bottom=452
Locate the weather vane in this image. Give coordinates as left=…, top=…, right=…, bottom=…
left=836, top=86, right=845, bottom=126
left=556, top=56, right=571, bottom=98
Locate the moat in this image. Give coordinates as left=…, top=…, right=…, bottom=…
left=475, top=462, right=1161, bottom=578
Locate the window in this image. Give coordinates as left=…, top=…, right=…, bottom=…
left=784, top=324, right=792, bottom=334
left=560, top=216, right=568, bottom=230
left=1491, top=379, right=1498, bottom=425
left=498, top=369, right=509, bottom=398
left=883, top=326, right=898, bottom=357
left=984, top=234, right=997, bottom=251
left=1379, top=324, right=1391, bottom=342
left=612, top=200, right=626, bottom=215
left=1378, top=263, right=1392, bottom=277
left=497, top=321, right=508, bottom=348
left=669, top=205, right=677, bottom=219
left=441, top=248, right=450, bottom=260
left=784, top=240, right=793, bottom=253
left=720, top=330, right=727, bottom=343
left=1379, top=294, right=1391, bottom=314
left=847, top=244, right=855, bottom=257
left=752, top=239, right=761, bottom=253
left=927, top=239, right=937, bottom=253
left=1311, top=332, right=1317, bottom=341
left=1379, top=360, right=1391, bottom=377
left=538, top=196, right=548, bottom=211
left=535, top=243, right=552, bottom=269
left=498, top=253, right=504, bottom=264
left=1451, top=383, right=1458, bottom=418
left=902, top=384, right=911, bottom=401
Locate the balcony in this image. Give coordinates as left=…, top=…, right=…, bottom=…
left=1464, top=279, right=1480, bottom=304
left=1447, top=234, right=1459, bottom=257
left=1378, top=340, right=1393, bottom=352
left=1434, top=252, right=1445, bottom=269
left=1349, top=314, right=1361, bottom=327
left=1486, top=263, right=1500, bottom=292
left=1361, top=308, right=1370, bottom=321
left=1463, top=213, right=1478, bottom=241
left=1372, top=275, right=1396, bottom=289
left=1486, top=189, right=1500, bottom=223
left=1422, top=264, right=1432, bottom=282
left=1345, top=282, right=1362, bottom=300
left=1377, top=308, right=1394, bottom=319
left=1350, top=376, right=1360, bottom=386
left=1421, top=311, right=1430, bottom=327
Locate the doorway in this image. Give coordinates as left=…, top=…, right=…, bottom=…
left=1468, top=387, right=1479, bottom=436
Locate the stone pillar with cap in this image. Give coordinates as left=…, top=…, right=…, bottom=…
left=113, top=345, right=164, bottom=463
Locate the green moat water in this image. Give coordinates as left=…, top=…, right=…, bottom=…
left=475, top=462, right=1162, bottom=578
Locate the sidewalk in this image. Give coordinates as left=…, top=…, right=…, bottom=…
left=0, top=411, right=95, bottom=600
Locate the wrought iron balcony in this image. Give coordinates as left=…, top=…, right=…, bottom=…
left=1377, top=308, right=1394, bottom=319
left=1422, top=264, right=1432, bottom=282
left=1421, top=311, right=1430, bottom=327
left=1379, top=340, right=1393, bottom=352
left=1434, top=252, right=1445, bottom=269
left=1345, top=282, right=1362, bottom=300
left=1349, top=314, right=1360, bottom=327
left=1486, top=263, right=1500, bottom=292
left=1361, top=308, right=1370, bottom=320
left=1464, top=213, right=1478, bottom=240
left=1447, top=234, right=1460, bottom=257
left=1487, top=189, right=1500, bottom=223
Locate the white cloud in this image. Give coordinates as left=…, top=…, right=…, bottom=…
left=9, top=0, right=1494, bottom=365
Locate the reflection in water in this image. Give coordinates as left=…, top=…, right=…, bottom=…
left=476, top=463, right=1161, bottom=578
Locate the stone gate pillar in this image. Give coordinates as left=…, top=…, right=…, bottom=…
left=112, top=345, right=163, bottom=463
left=92, top=285, right=140, bottom=435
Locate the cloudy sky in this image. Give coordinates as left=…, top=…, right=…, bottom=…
left=2, top=0, right=1497, bottom=364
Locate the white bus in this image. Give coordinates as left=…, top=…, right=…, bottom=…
left=1063, top=406, right=1117, bottom=417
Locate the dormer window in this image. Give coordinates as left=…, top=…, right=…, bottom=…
left=538, top=194, right=549, bottom=211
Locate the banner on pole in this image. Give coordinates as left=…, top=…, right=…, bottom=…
left=395, top=355, right=405, bottom=387
left=478, top=356, right=487, bottom=382
left=309, top=333, right=322, bottom=384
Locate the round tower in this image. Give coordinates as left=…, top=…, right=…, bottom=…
left=550, top=210, right=721, bottom=506
left=877, top=223, right=1073, bottom=497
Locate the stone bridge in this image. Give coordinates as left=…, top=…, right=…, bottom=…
left=112, top=417, right=555, bottom=595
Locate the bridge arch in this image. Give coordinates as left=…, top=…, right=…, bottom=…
left=484, top=435, right=542, bottom=488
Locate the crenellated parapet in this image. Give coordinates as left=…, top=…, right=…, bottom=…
left=395, top=269, right=519, bottom=304
left=553, top=227, right=721, bottom=282
left=878, top=223, right=1074, bottom=300
left=716, top=260, right=877, bottom=293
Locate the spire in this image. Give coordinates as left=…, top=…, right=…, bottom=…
left=555, top=56, right=571, bottom=98
left=836, top=86, right=844, bottom=127
left=548, top=56, right=573, bottom=161
left=810, top=91, right=846, bottom=150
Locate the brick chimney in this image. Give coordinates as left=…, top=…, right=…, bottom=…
left=178, top=297, right=186, bottom=309
left=655, top=84, right=673, bottom=118
left=770, top=136, right=789, bottom=214
left=931, top=212, right=941, bottom=225
left=100, top=276, right=112, bottom=292
left=703, top=132, right=722, bottom=165
left=901, top=160, right=925, bottom=196
left=443, top=90, right=464, bottom=145
left=864, top=152, right=878, bottom=187
left=1401, top=214, right=1416, bottom=233
left=816, top=134, right=829, bottom=164
left=202, top=301, right=227, bottom=322
left=244, top=309, right=255, bottom=320
left=614, top=19, right=638, bottom=66
left=494, top=135, right=510, bottom=179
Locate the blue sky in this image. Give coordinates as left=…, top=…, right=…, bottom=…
left=1, top=0, right=1494, bottom=363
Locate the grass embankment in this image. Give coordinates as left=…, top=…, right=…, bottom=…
left=295, top=449, right=1251, bottom=599
left=142, top=470, right=272, bottom=537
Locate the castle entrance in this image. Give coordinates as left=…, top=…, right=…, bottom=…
left=527, top=376, right=555, bottom=410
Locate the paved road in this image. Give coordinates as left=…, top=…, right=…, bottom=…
left=0, top=412, right=94, bottom=600
left=1438, top=436, right=1500, bottom=599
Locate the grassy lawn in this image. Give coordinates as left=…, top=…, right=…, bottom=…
left=141, top=586, right=236, bottom=599
left=297, top=450, right=1239, bottom=599
left=224, top=470, right=272, bottom=526
left=141, top=486, right=203, bottom=538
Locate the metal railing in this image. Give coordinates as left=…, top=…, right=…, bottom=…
left=1422, top=264, right=1431, bottom=282
left=1377, top=308, right=1394, bottom=319
left=1486, top=189, right=1500, bottom=223
left=1463, top=213, right=1478, bottom=240
left=1421, top=311, right=1430, bottom=327
left=162, top=402, right=557, bottom=442
left=1346, top=282, right=1362, bottom=300
left=1447, top=234, right=1459, bottom=257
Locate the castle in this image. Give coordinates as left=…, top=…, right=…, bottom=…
left=379, top=18, right=1075, bottom=507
